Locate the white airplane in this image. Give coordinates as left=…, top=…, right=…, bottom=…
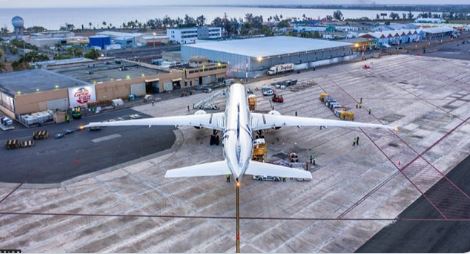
left=85, top=83, right=396, bottom=183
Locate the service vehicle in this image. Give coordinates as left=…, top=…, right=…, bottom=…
left=267, top=63, right=294, bottom=75
left=54, top=132, right=65, bottom=139
left=33, top=130, right=48, bottom=140
left=261, top=86, right=274, bottom=96
left=272, top=94, right=284, bottom=103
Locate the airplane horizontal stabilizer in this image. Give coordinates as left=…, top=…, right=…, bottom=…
left=165, top=161, right=230, bottom=178
left=246, top=161, right=312, bottom=179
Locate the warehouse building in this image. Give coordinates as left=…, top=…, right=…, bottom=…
left=181, top=36, right=354, bottom=78
left=0, top=58, right=226, bottom=120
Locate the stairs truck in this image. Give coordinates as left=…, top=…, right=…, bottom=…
left=267, top=63, right=294, bottom=75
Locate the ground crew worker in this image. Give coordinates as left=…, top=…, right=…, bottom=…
left=295, top=111, right=298, bottom=116
left=226, top=175, right=231, bottom=183
left=187, top=105, right=190, bottom=112
left=356, top=136, right=360, bottom=145
left=368, top=108, right=371, bottom=115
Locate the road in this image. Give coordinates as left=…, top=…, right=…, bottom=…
left=357, top=155, right=470, bottom=253
left=0, top=109, right=176, bottom=184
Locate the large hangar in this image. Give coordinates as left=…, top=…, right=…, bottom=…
left=181, top=36, right=355, bottom=78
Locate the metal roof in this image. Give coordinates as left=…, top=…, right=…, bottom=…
left=421, top=27, right=454, bottom=34
left=183, top=36, right=352, bottom=58
left=0, top=69, right=90, bottom=96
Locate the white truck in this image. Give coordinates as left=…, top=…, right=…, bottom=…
left=267, top=63, right=294, bottom=75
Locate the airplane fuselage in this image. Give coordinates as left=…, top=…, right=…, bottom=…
left=223, top=84, right=253, bottom=181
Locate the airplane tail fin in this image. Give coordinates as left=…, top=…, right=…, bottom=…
left=246, top=161, right=312, bottom=179
left=165, top=161, right=230, bottom=178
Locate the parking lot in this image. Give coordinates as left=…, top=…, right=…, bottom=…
left=0, top=54, right=469, bottom=252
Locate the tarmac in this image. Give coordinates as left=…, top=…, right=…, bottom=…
left=0, top=54, right=469, bottom=252
left=357, top=155, right=470, bottom=252
left=0, top=109, right=175, bottom=184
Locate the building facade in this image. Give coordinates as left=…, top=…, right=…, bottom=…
left=182, top=36, right=354, bottom=78
left=0, top=59, right=227, bottom=119
left=167, top=27, right=222, bottom=44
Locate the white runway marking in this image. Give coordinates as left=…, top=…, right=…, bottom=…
left=92, top=134, right=122, bottom=143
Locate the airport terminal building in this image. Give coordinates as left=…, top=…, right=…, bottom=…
left=181, top=36, right=355, bottom=78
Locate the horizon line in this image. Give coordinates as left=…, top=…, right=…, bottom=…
left=2, top=3, right=470, bottom=9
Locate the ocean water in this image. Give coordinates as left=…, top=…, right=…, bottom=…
left=0, top=6, right=421, bottom=30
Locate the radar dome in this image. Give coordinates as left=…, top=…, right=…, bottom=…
left=11, top=16, right=24, bottom=28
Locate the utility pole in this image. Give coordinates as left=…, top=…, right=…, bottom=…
left=235, top=180, right=240, bottom=253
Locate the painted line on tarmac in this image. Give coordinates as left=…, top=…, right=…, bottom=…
left=91, top=134, right=122, bottom=143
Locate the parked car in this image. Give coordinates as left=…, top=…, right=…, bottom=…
left=272, top=94, right=284, bottom=103
left=202, top=87, right=213, bottom=93
left=54, top=132, right=65, bottom=139
left=261, top=86, right=274, bottom=96
left=64, top=129, right=74, bottom=135
left=89, top=126, right=102, bottom=131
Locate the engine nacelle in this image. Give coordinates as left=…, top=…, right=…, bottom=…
left=268, top=110, right=282, bottom=129
left=194, top=110, right=207, bottom=115
left=194, top=110, right=207, bottom=129
left=268, top=110, right=281, bottom=116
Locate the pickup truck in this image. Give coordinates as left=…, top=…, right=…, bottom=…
left=261, top=86, right=274, bottom=96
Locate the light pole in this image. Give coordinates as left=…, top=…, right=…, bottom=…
left=153, top=32, right=157, bottom=48
left=235, top=180, right=240, bottom=253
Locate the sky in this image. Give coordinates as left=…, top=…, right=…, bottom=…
left=0, top=0, right=469, bottom=8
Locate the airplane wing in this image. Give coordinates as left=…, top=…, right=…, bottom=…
left=251, top=113, right=395, bottom=131
left=165, top=161, right=230, bottom=178
left=246, top=161, right=312, bottom=179
left=84, top=113, right=225, bottom=130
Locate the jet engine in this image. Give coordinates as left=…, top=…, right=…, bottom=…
left=268, top=110, right=282, bottom=129
left=268, top=110, right=281, bottom=116
left=194, top=110, right=206, bottom=129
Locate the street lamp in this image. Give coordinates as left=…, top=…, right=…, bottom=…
left=153, top=32, right=157, bottom=48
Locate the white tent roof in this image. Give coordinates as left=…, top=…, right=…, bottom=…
left=183, top=36, right=352, bottom=58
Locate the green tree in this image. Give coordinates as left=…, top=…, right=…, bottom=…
left=22, top=51, right=49, bottom=62
left=84, top=49, right=101, bottom=60
left=196, top=15, right=206, bottom=27
left=182, top=15, right=196, bottom=27
left=26, top=26, right=46, bottom=33
left=333, top=10, right=344, bottom=21
left=277, top=19, right=290, bottom=28
left=0, top=26, right=9, bottom=35
left=390, top=12, right=400, bottom=20
left=10, top=39, right=38, bottom=50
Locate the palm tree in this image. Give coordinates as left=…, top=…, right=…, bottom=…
left=88, top=22, right=92, bottom=29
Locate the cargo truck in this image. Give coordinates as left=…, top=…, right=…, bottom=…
left=267, top=63, right=294, bottom=75
left=248, top=95, right=257, bottom=111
